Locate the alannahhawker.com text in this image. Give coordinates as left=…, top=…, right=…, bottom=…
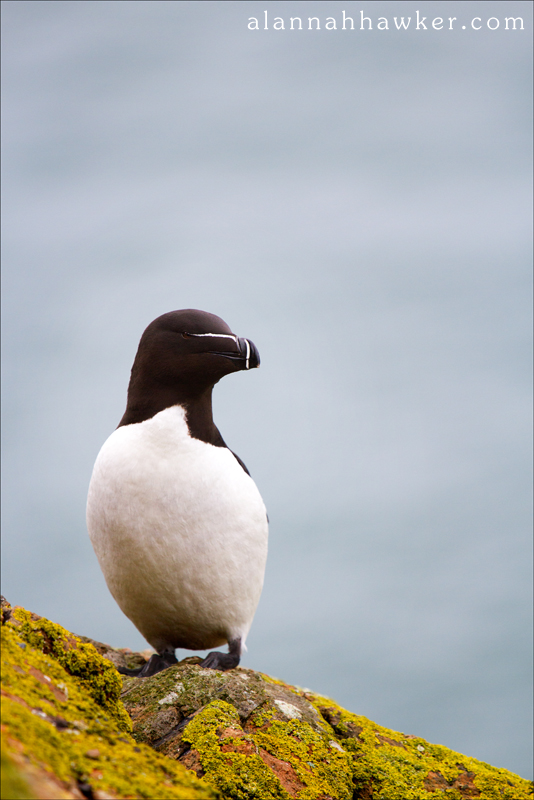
left=247, top=10, right=526, bottom=32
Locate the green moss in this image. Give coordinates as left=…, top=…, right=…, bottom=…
left=181, top=699, right=353, bottom=800
left=182, top=700, right=288, bottom=800
left=248, top=704, right=277, bottom=728
left=301, top=691, right=533, bottom=800
left=123, top=659, right=532, bottom=800
left=253, top=718, right=353, bottom=799
left=9, top=606, right=131, bottom=732
left=1, top=613, right=217, bottom=800
left=4, top=601, right=532, bottom=800
left=1, top=746, right=35, bottom=800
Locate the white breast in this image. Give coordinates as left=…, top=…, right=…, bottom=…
left=86, top=405, right=268, bottom=652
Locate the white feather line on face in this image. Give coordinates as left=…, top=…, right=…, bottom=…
left=87, top=405, right=268, bottom=653
left=185, top=332, right=238, bottom=340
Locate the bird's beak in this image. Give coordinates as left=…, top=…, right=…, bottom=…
left=208, top=337, right=260, bottom=370
left=237, top=338, right=260, bottom=370
left=184, top=331, right=260, bottom=370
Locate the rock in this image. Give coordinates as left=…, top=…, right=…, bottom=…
left=0, top=597, right=216, bottom=799
left=72, top=633, right=153, bottom=674
left=120, top=663, right=351, bottom=798
left=120, top=660, right=533, bottom=800
left=2, top=597, right=532, bottom=800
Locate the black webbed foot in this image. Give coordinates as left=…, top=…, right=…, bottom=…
left=117, top=650, right=177, bottom=677
left=117, top=663, right=144, bottom=677
left=200, top=638, right=241, bottom=671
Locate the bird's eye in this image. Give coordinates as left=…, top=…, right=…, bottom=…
left=182, top=332, right=192, bottom=339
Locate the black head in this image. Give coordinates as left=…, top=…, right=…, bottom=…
left=119, top=309, right=260, bottom=428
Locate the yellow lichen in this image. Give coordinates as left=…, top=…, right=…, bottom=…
left=3, top=601, right=532, bottom=800
left=252, top=717, right=353, bottom=799
left=300, top=691, right=533, bottom=800
left=248, top=705, right=277, bottom=728
left=1, top=612, right=217, bottom=800
left=8, top=606, right=131, bottom=732
left=182, top=700, right=289, bottom=799
left=180, top=698, right=354, bottom=799
left=1, top=745, right=34, bottom=800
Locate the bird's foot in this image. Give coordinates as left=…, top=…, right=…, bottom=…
left=200, top=638, right=241, bottom=671
left=117, top=650, right=177, bottom=678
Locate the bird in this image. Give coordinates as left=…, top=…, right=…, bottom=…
left=86, top=309, right=268, bottom=677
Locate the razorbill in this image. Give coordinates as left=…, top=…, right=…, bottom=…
left=86, top=309, right=268, bottom=676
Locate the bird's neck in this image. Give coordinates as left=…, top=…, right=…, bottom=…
left=118, top=385, right=226, bottom=447
left=182, top=391, right=226, bottom=447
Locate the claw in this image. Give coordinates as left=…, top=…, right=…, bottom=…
left=117, top=651, right=177, bottom=678
left=199, top=638, right=241, bottom=671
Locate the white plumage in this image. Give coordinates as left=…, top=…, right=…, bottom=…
left=87, top=404, right=268, bottom=654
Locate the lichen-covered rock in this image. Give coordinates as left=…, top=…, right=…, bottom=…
left=72, top=632, right=155, bottom=675
left=1, top=744, right=35, bottom=800
left=120, top=655, right=533, bottom=800
left=2, top=597, right=532, bottom=800
left=309, top=696, right=533, bottom=800
left=121, top=665, right=353, bottom=799
left=0, top=599, right=217, bottom=800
